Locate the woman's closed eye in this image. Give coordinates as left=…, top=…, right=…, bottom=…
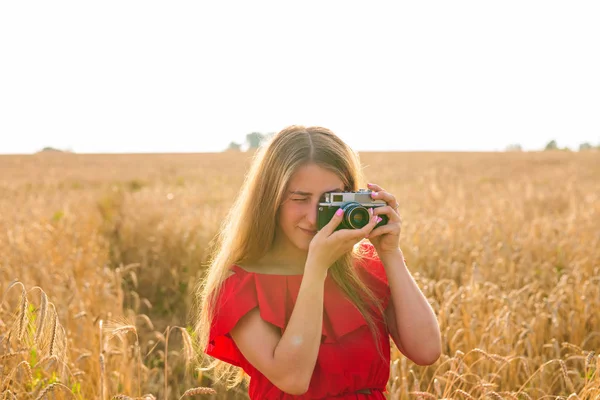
left=292, top=197, right=309, bottom=202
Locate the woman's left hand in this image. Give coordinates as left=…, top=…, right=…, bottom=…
left=365, top=182, right=402, bottom=255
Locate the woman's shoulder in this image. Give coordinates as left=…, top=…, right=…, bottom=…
left=216, top=263, right=295, bottom=307
left=209, top=264, right=292, bottom=342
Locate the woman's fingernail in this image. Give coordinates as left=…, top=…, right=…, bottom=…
left=371, top=192, right=377, bottom=197
left=376, top=217, right=382, bottom=223
left=336, top=208, right=344, bottom=216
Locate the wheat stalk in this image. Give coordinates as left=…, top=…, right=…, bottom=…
left=561, top=342, right=582, bottom=353
left=409, top=392, right=436, bottom=399
left=34, top=290, right=48, bottom=345
left=100, top=319, right=106, bottom=400
left=48, top=307, right=58, bottom=357
left=485, top=392, right=503, bottom=400
left=453, top=389, right=475, bottom=399
left=135, top=314, right=154, bottom=331
left=34, top=383, right=76, bottom=400
left=1, top=390, right=17, bottom=400
left=15, top=360, right=33, bottom=384
left=516, top=392, right=532, bottom=400
left=0, top=350, right=27, bottom=362
left=178, top=387, right=217, bottom=399
left=559, top=360, right=576, bottom=393
left=163, top=326, right=195, bottom=398
left=585, top=351, right=595, bottom=370
left=111, top=395, right=156, bottom=400
left=17, top=289, right=28, bottom=344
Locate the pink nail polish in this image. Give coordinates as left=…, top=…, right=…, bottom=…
left=376, top=217, right=382, bottom=223
left=336, top=208, right=344, bottom=216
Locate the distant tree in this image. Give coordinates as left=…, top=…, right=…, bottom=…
left=579, top=142, right=593, bottom=151
left=245, top=132, right=275, bottom=149
left=544, top=140, right=558, bottom=151
left=226, top=141, right=242, bottom=152
left=38, top=147, right=72, bottom=153
left=246, top=132, right=265, bottom=149
left=223, top=132, right=275, bottom=152
left=505, top=144, right=522, bottom=152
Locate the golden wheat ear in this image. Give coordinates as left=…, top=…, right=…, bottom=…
left=34, top=382, right=76, bottom=400
left=0, top=281, right=26, bottom=349
left=33, top=289, right=48, bottom=346
left=178, top=387, right=217, bottom=399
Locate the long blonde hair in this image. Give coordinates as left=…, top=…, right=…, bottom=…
left=193, top=125, right=387, bottom=388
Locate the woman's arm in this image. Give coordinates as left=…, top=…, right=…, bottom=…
left=231, top=211, right=378, bottom=394
left=230, top=266, right=327, bottom=395
left=380, top=249, right=441, bottom=365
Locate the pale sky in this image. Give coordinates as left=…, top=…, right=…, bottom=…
left=1, top=1, right=599, bottom=154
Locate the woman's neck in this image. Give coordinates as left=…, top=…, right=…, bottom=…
left=266, top=234, right=308, bottom=272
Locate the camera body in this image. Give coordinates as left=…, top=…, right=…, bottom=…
left=317, top=189, right=389, bottom=231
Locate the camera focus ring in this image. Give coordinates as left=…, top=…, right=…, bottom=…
left=342, top=203, right=370, bottom=229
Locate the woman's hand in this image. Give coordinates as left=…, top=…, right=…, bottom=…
left=366, top=182, right=402, bottom=256
left=307, top=207, right=380, bottom=275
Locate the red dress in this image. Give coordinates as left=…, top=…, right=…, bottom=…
left=206, top=244, right=391, bottom=399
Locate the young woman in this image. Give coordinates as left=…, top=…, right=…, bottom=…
left=194, top=126, right=441, bottom=399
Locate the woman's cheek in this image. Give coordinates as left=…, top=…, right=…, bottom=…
left=281, top=204, right=298, bottom=224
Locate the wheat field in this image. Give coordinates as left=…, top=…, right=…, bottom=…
left=1, top=150, right=599, bottom=399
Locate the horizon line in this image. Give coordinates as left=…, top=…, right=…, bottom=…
left=0, top=149, right=588, bottom=156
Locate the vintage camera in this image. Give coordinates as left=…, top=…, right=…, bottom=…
left=317, top=189, right=389, bottom=231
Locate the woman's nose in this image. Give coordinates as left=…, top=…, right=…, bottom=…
left=306, top=203, right=318, bottom=227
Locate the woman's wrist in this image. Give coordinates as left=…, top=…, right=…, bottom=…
left=378, top=247, right=404, bottom=262
left=303, top=259, right=329, bottom=282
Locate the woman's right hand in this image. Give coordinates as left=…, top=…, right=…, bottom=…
left=306, top=208, right=381, bottom=275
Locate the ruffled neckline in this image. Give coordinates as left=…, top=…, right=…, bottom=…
left=223, top=260, right=389, bottom=344
left=231, top=264, right=311, bottom=277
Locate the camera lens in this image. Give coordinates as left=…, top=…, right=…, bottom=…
left=342, top=203, right=370, bottom=229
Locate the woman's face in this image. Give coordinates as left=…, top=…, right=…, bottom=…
left=276, top=163, right=345, bottom=253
